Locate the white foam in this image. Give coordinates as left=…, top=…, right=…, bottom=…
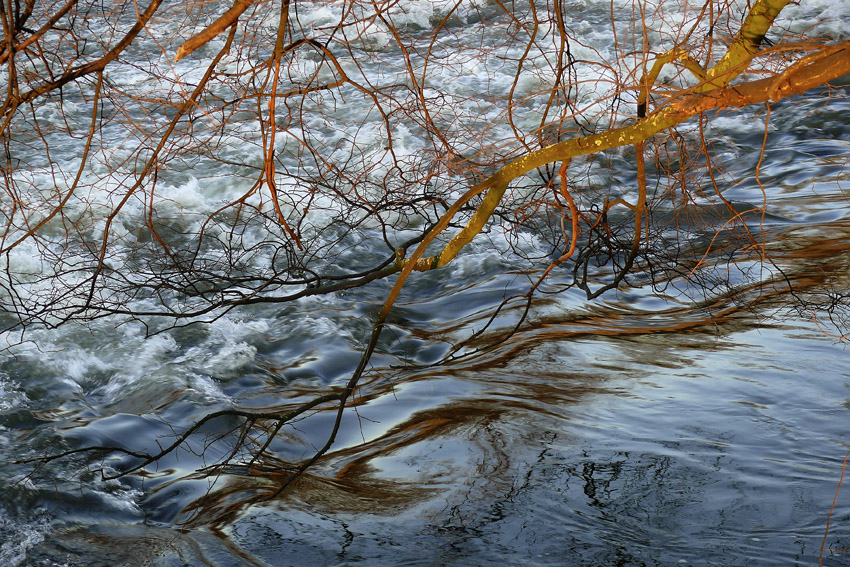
left=0, top=508, right=49, bottom=567
left=96, top=333, right=177, bottom=396
left=776, top=0, right=850, bottom=39
left=299, top=315, right=352, bottom=338
left=295, top=4, right=341, bottom=31
left=0, top=373, right=28, bottom=411
left=388, top=0, right=434, bottom=29
left=157, top=177, right=208, bottom=212
left=187, top=371, right=230, bottom=401
left=161, top=316, right=270, bottom=383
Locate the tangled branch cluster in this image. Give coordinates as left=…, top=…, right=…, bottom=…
left=3, top=0, right=849, bottom=498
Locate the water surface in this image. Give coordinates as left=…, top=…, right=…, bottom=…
left=2, top=1, right=850, bottom=566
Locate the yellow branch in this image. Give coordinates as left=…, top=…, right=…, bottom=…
left=638, top=48, right=706, bottom=116
left=378, top=3, right=850, bottom=322
left=491, top=44, right=850, bottom=196
left=396, top=42, right=850, bottom=279
left=697, top=0, right=792, bottom=92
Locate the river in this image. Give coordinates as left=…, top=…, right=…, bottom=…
left=2, top=0, right=850, bottom=565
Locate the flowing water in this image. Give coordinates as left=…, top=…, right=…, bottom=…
left=2, top=1, right=850, bottom=566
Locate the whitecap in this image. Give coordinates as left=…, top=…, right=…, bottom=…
left=0, top=508, right=49, bottom=567
left=0, top=373, right=28, bottom=412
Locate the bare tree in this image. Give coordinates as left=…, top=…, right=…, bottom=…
left=5, top=0, right=850, bottom=504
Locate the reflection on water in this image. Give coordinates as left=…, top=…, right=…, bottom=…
left=4, top=208, right=850, bottom=565
left=2, top=201, right=850, bottom=566
left=14, top=310, right=850, bottom=565
left=136, top=320, right=850, bottom=567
